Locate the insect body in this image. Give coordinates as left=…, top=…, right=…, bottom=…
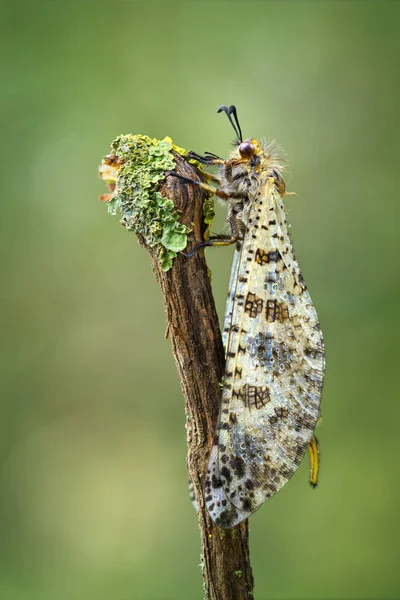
left=182, top=106, right=325, bottom=528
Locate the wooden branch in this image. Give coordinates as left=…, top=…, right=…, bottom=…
left=140, top=152, right=254, bottom=600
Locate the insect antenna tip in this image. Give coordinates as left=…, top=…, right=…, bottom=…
left=217, top=104, right=243, bottom=143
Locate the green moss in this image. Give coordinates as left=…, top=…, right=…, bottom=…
left=104, top=134, right=190, bottom=271
left=234, top=570, right=243, bottom=578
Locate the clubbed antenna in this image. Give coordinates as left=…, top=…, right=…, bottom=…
left=217, top=104, right=243, bottom=142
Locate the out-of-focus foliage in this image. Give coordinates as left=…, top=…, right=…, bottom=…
left=0, top=2, right=399, bottom=599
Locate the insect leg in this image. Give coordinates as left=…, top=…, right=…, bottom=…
left=204, top=151, right=223, bottom=159
left=168, top=171, right=229, bottom=200
left=308, top=435, right=319, bottom=488
left=183, top=212, right=241, bottom=257
left=168, top=171, right=244, bottom=257
left=186, top=150, right=225, bottom=166
left=205, top=172, right=222, bottom=183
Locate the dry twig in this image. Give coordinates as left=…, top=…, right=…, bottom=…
left=139, top=152, right=254, bottom=600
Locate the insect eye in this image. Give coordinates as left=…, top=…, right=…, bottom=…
left=238, top=142, right=255, bottom=158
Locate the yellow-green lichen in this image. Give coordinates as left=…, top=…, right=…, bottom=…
left=103, top=134, right=189, bottom=271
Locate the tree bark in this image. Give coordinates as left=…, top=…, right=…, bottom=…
left=139, top=152, right=254, bottom=600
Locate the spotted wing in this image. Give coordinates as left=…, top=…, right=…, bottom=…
left=222, top=241, right=242, bottom=352
left=188, top=236, right=242, bottom=513
left=205, top=179, right=325, bottom=528
left=188, top=237, right=242, bottom=513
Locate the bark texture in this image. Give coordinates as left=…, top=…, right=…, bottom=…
left=140, top=152, right=254, bottom=600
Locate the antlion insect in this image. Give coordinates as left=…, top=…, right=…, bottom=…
left=172, top=105, right=325, bottom=528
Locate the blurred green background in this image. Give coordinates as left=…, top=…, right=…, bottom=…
left=1, top=1, right=399, bottom=599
